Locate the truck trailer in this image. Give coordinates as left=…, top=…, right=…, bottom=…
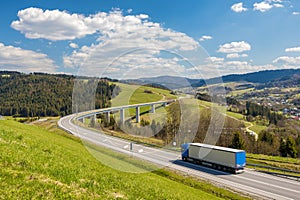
left=181, top=143, right=246, bottom=173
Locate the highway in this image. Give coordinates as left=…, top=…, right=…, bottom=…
left=59, top=114, right=300, bottom=200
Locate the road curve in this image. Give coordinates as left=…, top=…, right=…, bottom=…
left=58, top=114, right=300, bottom=200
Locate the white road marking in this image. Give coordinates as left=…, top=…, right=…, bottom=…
left=235, top=174, right=300, bottom=194
left=245, top=169, right=300, bottom=186
left=138, top=149, right=144, bottom=153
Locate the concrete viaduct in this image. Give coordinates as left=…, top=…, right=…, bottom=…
left=76, top=99, right=175, bottom=123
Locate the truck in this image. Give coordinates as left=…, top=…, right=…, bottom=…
left=181, top=143, right=246, bottom=174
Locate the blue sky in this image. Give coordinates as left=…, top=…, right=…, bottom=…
left=1, top=0, right=300, bottom=79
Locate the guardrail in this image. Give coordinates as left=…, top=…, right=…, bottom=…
left=247, top=163, right=300, bottom=180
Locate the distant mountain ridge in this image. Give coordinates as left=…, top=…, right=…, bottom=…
left=207, top=68, right=300, bottom=85
left=122, top=76, right=200, bottom=89
left=122, top=69, right=300, bottom=89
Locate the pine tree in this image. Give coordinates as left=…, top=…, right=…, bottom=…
left=279, top=137, right=287, bottom=157
left=230, top=132, right=245, bottom=150
left=286, top=137, right=297, bottom=158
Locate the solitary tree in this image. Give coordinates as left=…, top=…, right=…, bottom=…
left=230, top=132, right=245, bottom=150
left=286, top=137, right=297, bottom=158
left=279, top=137, right=287, bottom=157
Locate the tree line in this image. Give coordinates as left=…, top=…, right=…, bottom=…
left=246, top=101, right=284, bottom=125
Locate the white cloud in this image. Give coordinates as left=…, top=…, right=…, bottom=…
left=199, top=35, right=212, bottom=41
left=199, top=59, right=272, bottom=77
left=228, top=61, right=248, bottom=65
left=227, top=53, right=240, bottom=59
left=11, top=7, right=203, bottom=78
left=11, top=8, right=198, bottom=50
left=206, top=57, right=224, bottom=64
left=127, top=9, right=133, bottom=14
left=292, top=12, right=300, bottom=15
left=253, top=1, right=284, bottom=12
left=231, top=3, right=248, bottom=13
left=218, top=41, right=251, bottom=54
left=0, top=43, right=57, bottom=73
left=273, top=56, right=300, bottom=65
left=285, top=46, right=300, bottom=52
left=226, top=53, right=248, bottom=59
left=11, top=8, right=150, bottom=42
left=273, top=3, right=283, bottom=8
left=59, top=9, right=202, bottom=78
left=11, top=8, right=98, bottom=41
left=253, top=1, right=273, bottom=12
left=69, top=42, right=78, bottom=48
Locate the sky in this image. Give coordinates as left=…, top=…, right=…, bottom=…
left=1, top=0, right=300, bottom=79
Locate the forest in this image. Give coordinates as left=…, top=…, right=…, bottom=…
left=0, top=71, right=120, bottom=117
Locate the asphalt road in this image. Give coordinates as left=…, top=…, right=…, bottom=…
left=59, top=114, right=300, bottom=200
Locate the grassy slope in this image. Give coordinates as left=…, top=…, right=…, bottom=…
left=112, top=82, right=175, bottom=105
left=111, top=82, right=176, bottom=120
left=0, top=119, right=248, bottom=200
left=247, top=153, right=300, bottom=171
left=197, top=99, right=267, bottom=134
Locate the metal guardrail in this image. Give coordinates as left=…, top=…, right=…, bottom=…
left=247, top=163, right=300, bottom=180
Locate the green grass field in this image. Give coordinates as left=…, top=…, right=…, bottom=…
left=226, top=111, right=244, bottom=120
left=0, top=119, right=249, bottom=199
left=112, top=82, right=176, bottom=106
left=111, top=82, right=176, bottom=121
left=247, top=153, right=300, bottom=172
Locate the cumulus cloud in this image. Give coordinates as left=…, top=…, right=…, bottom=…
left=60, top=9, right=201, bottom=78
left=11, top=8, right=98, bottom=40
left=273, top=3, right=284, bottom=8
left=292, top=12, right=300, bottom=15
left=0, top=43, right=57, bottom=73
left=199, top=35, right=212, bottom=41
left=231, top=3, right=248, bottom=13
left=253, top=1, right=273, bottom=12
left=285, top=46, right=300, bottom=52
left=11, top=7, right=204, bottom=78
left=226, top=53, right=248, bottom=59
left=273, top=56, right=300, bottom=65
left=206, top=57, right=224, bottom=64
left=218, top=41, right=251, bottom=54
left=11, top=7, right=198, bottom=51
left=69, top=42, right=78, bottom=48
left=253, top=1, right=284, bottom=12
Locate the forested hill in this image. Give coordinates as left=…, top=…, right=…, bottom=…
left=0, top=71, right=120, bottom=117
left=193, top=68, right=300, bottom=87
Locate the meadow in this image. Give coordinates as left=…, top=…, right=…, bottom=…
left=0, top=119, right=248, bottom=199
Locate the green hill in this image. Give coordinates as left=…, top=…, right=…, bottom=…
left=0, top=119, right=248, bottom=199
left=0, top=71, right=120, bottom=117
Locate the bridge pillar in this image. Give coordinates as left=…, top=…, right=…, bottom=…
left=92, top=114, right=97, bottom=125
left=151, top=105, right=155, bottom=113
left=105, top=111, right=110, bottom=124
left=120, top=109, right=125, bottom=124
left=136, top=106, right=140, bottom=123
